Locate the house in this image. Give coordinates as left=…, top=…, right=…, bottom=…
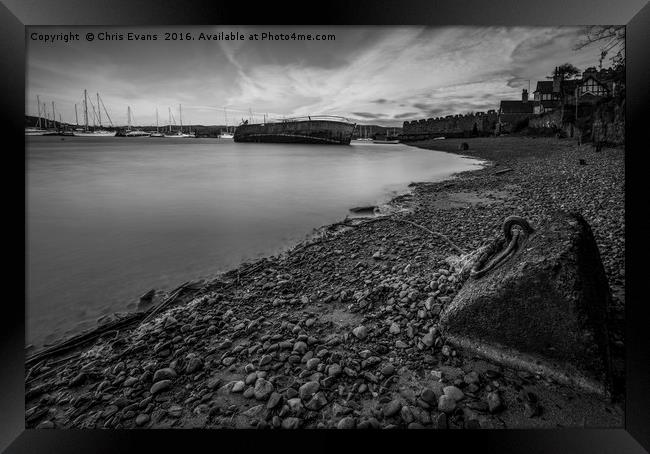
left=533, top=66, right=612, bottom=114
left=497, top=89, right=534, bottom=133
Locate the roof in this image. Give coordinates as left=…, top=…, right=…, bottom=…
left=535, top=81, right=554, bottom=94
left=499, top=100, right=534, bottom=114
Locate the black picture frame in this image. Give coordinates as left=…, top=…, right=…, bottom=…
left=3, top=0, right=649, bottom=452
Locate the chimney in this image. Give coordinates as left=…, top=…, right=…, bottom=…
left=552, top=66, right=562, bottom=94
left=522, top=89, right=529, bottom=102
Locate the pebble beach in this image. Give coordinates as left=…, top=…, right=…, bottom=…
left=25, top=136, right=625, bottom=430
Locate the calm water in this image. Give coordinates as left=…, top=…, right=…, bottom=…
left=26, top=136, right=482, bottom=347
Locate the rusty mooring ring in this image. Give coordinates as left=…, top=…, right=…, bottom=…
left=470, top=216, right=534, bottom=278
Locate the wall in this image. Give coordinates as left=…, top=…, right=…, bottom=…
left=401, top=111, right=498, bottom=140
left=528, top=109, right=562, bottom=129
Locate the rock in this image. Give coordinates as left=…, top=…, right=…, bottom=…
left=281, top=417, right=301, bottom=429
left=299, top=381, right=320, bottom=401
left=286, top=397, right=303, bottom=412
left=389, top=323, right=400, bottom=334
left=487, top=391, right=504, bottom=413
left=464, top=371, right=480, bottom=385
left=254, top=378, right=274, bottom=401
left=153, top=368, right=177, bottom=382
left=168, top=405, right=183, bottom=418
left=245, top=372, right=258, bottom=385
left=306, top=358, right=320, bottom=370
left=185, top=357, right=203, bottom=374
left=35, top=420, right=54, bottom=429
left=293, top=341, right=308, bottom=354
left=123, top=377, right=139, bottom=387
left=267, top=392, right=283, bottom=409
left=421, top=331, right=435, bottom=347
left=305, top=391, right=327, bottom=411
left=231, top=381, right=246, bottom=393
left=150, top=380, right=172, bottom=395
left=380, top=364, right=395, bottom=377
left=420, top=388, right=437, bottom=405
left=438, top=395, right=456, bottom=413
left=337, top=417, right=356, bottom=429
left=352, top=325, right=368, bottom=340
left=383, top=400, right=402, bottom=417
left=395, top=340, right=408, bottom=349
left=135, top=414, right=150, bottom=426
left=436, top=412, right=448, bottom=429
left=259, top=354, right=273, bottom=367
left=243, top=404, right=266, bottom=419
left=440, top=212, right=613, bottom=394
left=443, top=386, right=464, bottom=401
left=207, top=377, right=222, bottom=389
left=328, top=364, right=342, bottom=377
left=68, top=373, right=86, bottom=388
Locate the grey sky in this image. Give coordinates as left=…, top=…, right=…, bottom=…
left=26, top=26, right=605, bottom=127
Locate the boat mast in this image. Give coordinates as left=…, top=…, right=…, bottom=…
left=97, top=93, right=102, bottom=127
left=52, top=101, right=56, bottom=130
left=127, top=106, right=131, bottom=130
left=75, top=104, right=78, bottom=127
left=168, top=107, right=172, bottom=133
left=36, top=95, right=42, bottom=128
left=179, top=104, right=183, bottom=133
left=83, top=89, right=89, bottom=131
left=156, top=108, right=159, bottom=132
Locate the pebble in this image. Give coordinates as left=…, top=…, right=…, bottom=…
left=231, top=381, right=246, bottom=393
left=443, top=386, right=464, bottom=401
left=254, top=378, right=274, bottom=401
left=337, top=417, right=356, bottom=429
left=352, top=325, right=368, bottom=339
left=436, top=412, right=448, bottom=429
left=150, top=380, right=171, bottom=395
left=438, top=395, right=456, bottom=413
left=267, top=392, right=282, bottom=409
left=68, top=373, right=86, bottom=388
left=281, top=417, right=301, bottom=429
left=306, top=358, right=320, bottom=370
left=380, top=364, right=395, bottom=377
left=35, top=420, right=54, bottom=429
left=135, top=414, right=150, bottom=426
left=153, top=368, right=177, bottom=382
left=420, top=388, right=437, bottom=405
left=383, top=400, right=402, bottom=417
left=305, top=391, right=328, bottom=411
left=328, top=364, right=342, bottom=377
left=389, top=323, right=401, bottom=334
left=299, top=381, right=320, bottom=401
left=487, top=391, right=504, bottom=413
left=168, top=405, right=183, bottom=418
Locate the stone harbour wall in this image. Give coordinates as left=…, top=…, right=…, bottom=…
left=402, top=111, right=498, bottom=141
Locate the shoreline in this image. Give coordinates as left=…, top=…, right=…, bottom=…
left=25, top=136, right=625, bottom=429
left=26, top=143, right=484, bottom=351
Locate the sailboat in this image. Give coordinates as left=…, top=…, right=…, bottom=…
left=218, top=108, right=234, bottom=139
left=25, top=95, right=48, bottom=135
left=73, top=90, right=117, bottom=137
left=150, top=108, right=165, bottom=137
left=164, top=104, right=195, bottom=138
left=124, top=106, right=151, bottom=137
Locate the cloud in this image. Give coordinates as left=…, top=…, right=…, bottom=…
left=26, top=26, right=606, bottom=126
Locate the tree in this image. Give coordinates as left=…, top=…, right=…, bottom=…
left=547, top=63, right=581, bottom=80
left=574, top=26, right=625, bottom=69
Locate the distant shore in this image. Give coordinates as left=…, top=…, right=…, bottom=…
left=25, top=136, right=624, bottom=429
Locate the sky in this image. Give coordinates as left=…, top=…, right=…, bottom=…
left=26, top=26, right=607, bottom=127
